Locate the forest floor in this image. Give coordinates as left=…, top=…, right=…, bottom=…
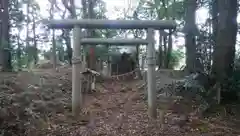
left=0, top=65, right=240, bottom=136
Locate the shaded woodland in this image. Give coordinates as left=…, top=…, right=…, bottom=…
left=0, top=0, right=240, bottom=135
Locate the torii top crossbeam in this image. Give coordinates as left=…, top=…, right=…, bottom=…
left=80, top=38, right=148, bottom=45
left=43, top=19, right=177, bottom=30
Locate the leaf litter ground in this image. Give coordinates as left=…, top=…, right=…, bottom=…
left=0, top=67, right=239, bottom=136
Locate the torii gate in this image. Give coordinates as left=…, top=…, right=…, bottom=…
left=43, top=19, right=176, bottom=118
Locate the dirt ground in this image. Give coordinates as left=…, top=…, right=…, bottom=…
left=0, top=67, right=240, bottom=136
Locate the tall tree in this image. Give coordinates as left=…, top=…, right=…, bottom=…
left=32, top=13, right=38, bottom=64
left=29, top=1, right=40, bottom=65
left=183, top=0, right=199, bottom=73
left=49, top=0, right=57, bottom=69
left=9, top=0, right=25, bottom=70
left=0, top=0, right=12, bottom=71
left=62, top=0, right=77, bottom=65
left=16, top=26, right=22, bottom=71
left=87, top=0, right=97, bottom=70
left=212, top=0, right=238, bottom=82
left=25, top=0, right=30, bottom=67
left=132, top=11, right=144, bottom=78
left=211, top=0, right=218, bottom=53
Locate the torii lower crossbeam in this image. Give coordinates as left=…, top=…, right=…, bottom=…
left=80, top=38, right=148, bottom=45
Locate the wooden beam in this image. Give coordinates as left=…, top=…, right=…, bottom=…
left=80, top=38, right=148, bottom=45
left=43, top=19, right=177, bottom=30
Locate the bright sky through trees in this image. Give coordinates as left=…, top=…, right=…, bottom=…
left=36, top=0, right=208, bottom=45
left=23, top=0, right=240, bottom=68
left=35, top=0, right=240, bottom=52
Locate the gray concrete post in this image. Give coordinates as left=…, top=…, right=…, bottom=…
left=72, top=26, right=82, bottom=116
left=146, top=28, right=157, bottom=118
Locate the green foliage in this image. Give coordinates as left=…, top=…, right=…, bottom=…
left=136, top=0, right=185, bottom=20
left=156, top=49, right=184, bottom=69
left=167, top=1, right=185, bottom=20
left=8, top=0, right=43, bottom=69
left=168, top=49, right=184, bottom=69
left=11, top=45, right=30, bottom=70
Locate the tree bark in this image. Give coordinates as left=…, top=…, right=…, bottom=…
left=1, top=0, right=12, bottom=71
left=162, top=0, right=172, bottom=69
left=32, top=16, right=38, bottom=65
left=135, top=44, right=142, bottom=79
left=209, top=0, right=218, bottom=71
left=184, top=0, right=197, bottom=73
left=81, top=0, right=87, bottom=69
left=62, top=30, right=72, bottom=64
left=49, top=1, right=57, bottom=70
left=166, top=31, right=173, bottom=68
left=52, top=30, right=57, bottom=69
left=26, top=1, right=30, bottom=68
left=185, top=33, right=196, bottom=73
left=163, top=34, right=167, bottom=68
left=158, top=31, right=163, bottom=69
left=212, top=0, right=238, bottom=81
left=211, top=0, right=218, bottom=52
left=62, top=0, right=77, bottom=65
left=87, top=0, right=97, bottom=70
left=17, top=31, right=21, bottom=71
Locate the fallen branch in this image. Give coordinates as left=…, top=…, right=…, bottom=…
left=81, top=68, right=101, bottom=76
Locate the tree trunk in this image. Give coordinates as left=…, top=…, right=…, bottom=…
left=158, top=31, right=163, bottom=69
left=141, top=55, right=145, bottom=70
left=17, top=32, right=21, bottom=71
left=87, top=0, right=96, bottom=70
left=132, top=11, right=142, bottom=78
left=211, top=0, right=218, bottom=47
left=63, top=32, right=72, bottom=64
left=185, top=33, right=196, bottom=73
left=81, top=0, right=87, bottom=68
left=52, top=30, right=57, bottom=69
left=162, top=0, right=172, bottom=69
left=166, top=32, right=173, bottom=69
left=1, top=0, right=11, bottom=71
left=26, top=1, right=30, bottom=68
left=136, top=45, right=140, bottom=67
left=62, top=0, right=77, bottom=65
left=32, top=17, right=38, bottom=65
left=135, top=45, right=142, bottom=79
left=59, top=11, right=71, bottom=64
left=163, top=35, right=167, bottom=68
left=49, top=1, right=56, bottom=70
left=184, top=0, right=197, bottom=73
left=106, top=45, right=111, bottom=76
left=212, top=0, right=237, bottom=81
left=210, top=0, right=218, bottom=70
